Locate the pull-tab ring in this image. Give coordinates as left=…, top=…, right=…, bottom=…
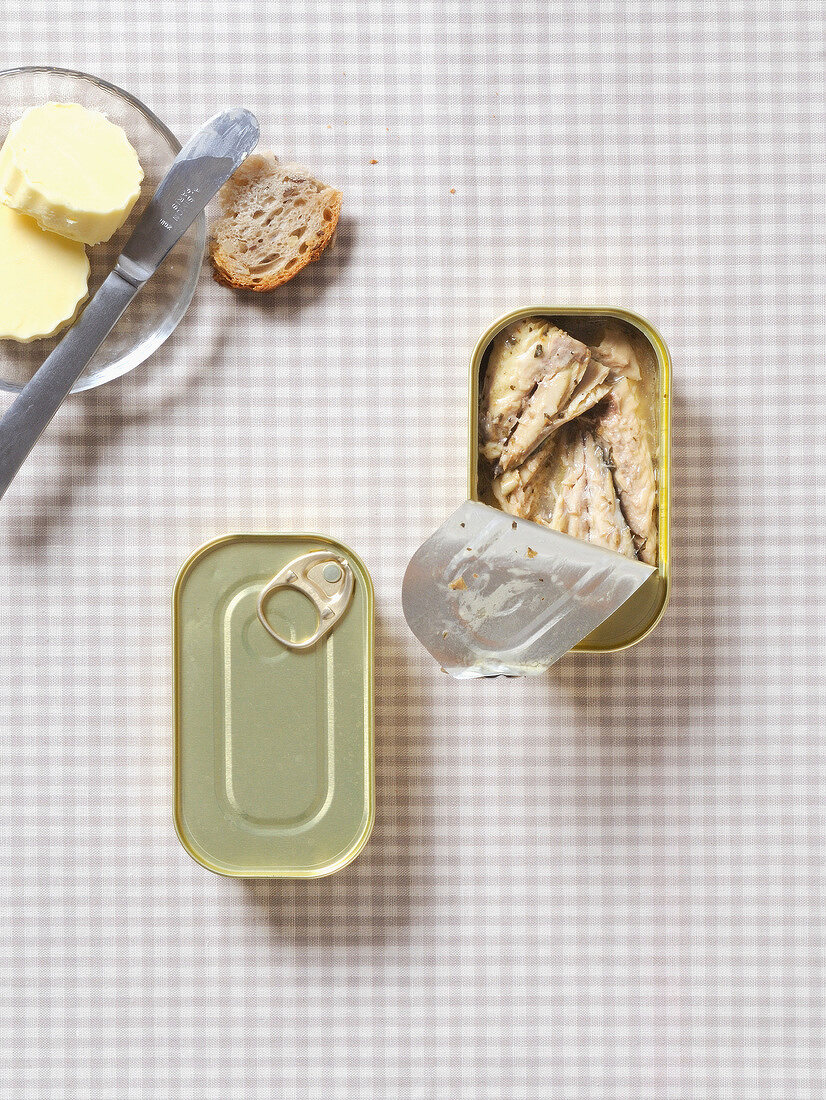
left=258, top=551, right=354, bottom=650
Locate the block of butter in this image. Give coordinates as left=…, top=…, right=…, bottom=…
left=0, top=203, right=89, bottom=342
left=0, top=102, right=143, bottom=246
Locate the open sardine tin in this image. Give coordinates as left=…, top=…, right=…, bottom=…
left=403, top=306, right=671, bottom=678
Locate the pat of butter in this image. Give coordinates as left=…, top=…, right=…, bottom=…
left=0, top=204, right=89, bottom=342
left=0, top=102, right=143, bottom=245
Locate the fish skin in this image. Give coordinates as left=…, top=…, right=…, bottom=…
left=590, top=377, right=658, bottom=564
left=492, top=363, right=620, bottom=497
left=495, top=427, right=637, bottom=560
left=577, top=432, right=638, bottom=559
left=479, top=318, right=558, bottom=464
left=548, top=432, right=591, bottom=541
left=546, top=429, right=636, bottom=558
left=490, top=322, right=642, bottom=476
left=542, top=358, right=614, bottom=436
left=494, top=330, right=591, bottom=473
left=544, top=323, right=644, bottom=433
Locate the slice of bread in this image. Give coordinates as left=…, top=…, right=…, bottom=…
left=209, top=152, right=342, bottom=291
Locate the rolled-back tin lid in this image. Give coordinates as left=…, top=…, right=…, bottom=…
left=402, top=501, right=654, bottom=679
left=173, top=533, right=374, bottom=878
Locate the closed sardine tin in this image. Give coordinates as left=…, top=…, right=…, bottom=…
left=173, top=533, right=374, bottom=878
left=470, top=306, right=671, bottom=652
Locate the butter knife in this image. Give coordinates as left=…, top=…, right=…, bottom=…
left=0, top=107, right=259, bottom=502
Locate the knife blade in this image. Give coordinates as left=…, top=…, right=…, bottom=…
left=0, top=107, right=259, bottom=502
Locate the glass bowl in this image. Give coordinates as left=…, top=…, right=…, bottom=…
left=0, top=67, right=206, bottom=394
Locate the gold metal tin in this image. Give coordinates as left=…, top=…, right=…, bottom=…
left=469, top=306, right=671, bottom=652
left=173, top=533, right=374, bottom=878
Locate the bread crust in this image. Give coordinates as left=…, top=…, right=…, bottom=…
left=209, top=156, right=342, bottom=292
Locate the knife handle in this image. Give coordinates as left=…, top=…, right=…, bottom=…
left=0, top=269, right=137, bottom=502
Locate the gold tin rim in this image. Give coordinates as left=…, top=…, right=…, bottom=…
left=172, top=531, right=375, bottom=878
left=468, top=305, right=672, bottom=653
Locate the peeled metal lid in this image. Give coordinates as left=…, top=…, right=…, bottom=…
left=173, top=534, right=374, bottom=878
left=402, top=501, right=654, bottom=679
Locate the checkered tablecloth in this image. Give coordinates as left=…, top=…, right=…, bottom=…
left=1, top=2, right=824, bottom=1097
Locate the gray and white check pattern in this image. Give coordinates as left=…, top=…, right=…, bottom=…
left=1, top=1, right=825, bottom=1097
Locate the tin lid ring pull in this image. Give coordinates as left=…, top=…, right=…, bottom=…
left=258, top=551, right=355, bottom=651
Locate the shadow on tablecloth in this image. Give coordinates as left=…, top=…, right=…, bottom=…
left=1, top=288, right=228, bottom=551
left=241, top=610, right=435, bottom=944
left=548, top=389, right=724, bottom=764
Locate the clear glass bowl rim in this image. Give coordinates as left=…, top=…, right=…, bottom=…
left=0, top=65, right=206, bottom=395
